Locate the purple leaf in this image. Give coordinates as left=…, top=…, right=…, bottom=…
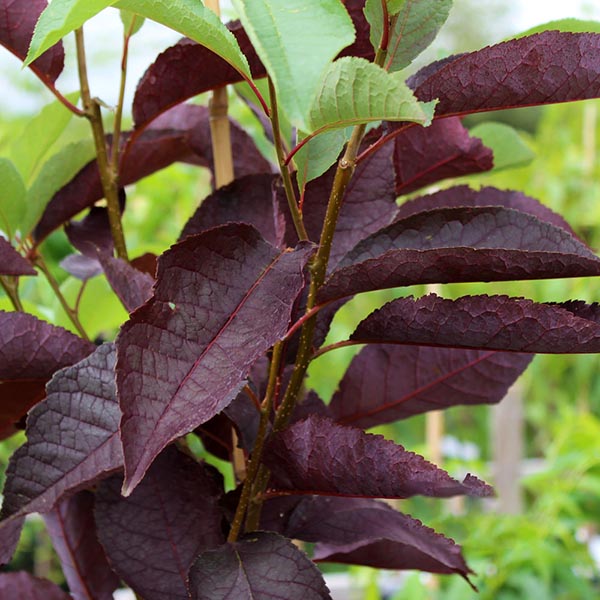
left=34, top=105, right=270, bottom=244
left=260, top=495, right=473, bottom=581
left=65, top=189, right=126, bottom=257
left=133, top=23, right=265, bottom=128
left=99, top=255, right=154, bottom=313
left=289, top=497, right=473, bottom=581
left=329, top=345, right=532, bottom=428
left=180, top=174, right=285, bottom=248
left=1, top=344, right=122, bottom=521
left=319, top=205, right=600, bottom=302
left=0, top=0, right=64, bottom=85
left=264, top=415, right=492, bottom=499
left=0, top=516, right=24, bottom=565
left=352, top=294, right=600, bottom=353
left=95, top=446, right=224, bottom=600
left=117, top=224, right=313, bottom=495
left=0, top=572, right=70, bottom=600
left=0, top=311, right=94, bottom=433
left=59, top=254, right=103, bottom=281
left=0, top=237, right=35, bottom=275
left=189, top=531, right=331, bottom=600
left=412, top=32, right=600, bottom=117
left=44, top=491, right=119, bottom=600
left=395, top=185, right=578, bottom=235
left=392, top=117, right=493, bottom=195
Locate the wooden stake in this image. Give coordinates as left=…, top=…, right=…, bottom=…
left=205, top=0, right=234, bottom=188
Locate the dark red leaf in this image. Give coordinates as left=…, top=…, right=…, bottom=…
left=99, top=255, right=154, bottom=313
left=412, top=32, right=600, bottom=117
left=95, top=446, right=224, bottom=600
left=264, top=415, right=492, bottom=499
left=1, top=344, right=122, bottom=521
left=0, top=237, right=36, bottom=275
left=179, top=174, right=285, bottom=249
left=0, top=572, right=70, bottom=600
left=34, top=105, right=270, bottom=244
left=133, top=23, right=265, bottom=128
left=65, top=189, right=126, bottom=257
left=0, top=0, right=64, bottom=85
left=329, top=345, right=532, bottom=428
left=44, top=491, right=119, bottom=600
left=189, top=531, right=331, bottom=600
left=0, top=311, right=94, bottom=432
left=392, top=117, right=493, bottom=195
left=0, top=516, right=24, bottom=565
left=117, top=224, right=313, bottom=495
left=352, top=293, right=600, bottom=353
left=395, top=185, right=578, bottom=235
left=288, top=497, right=473, bottom=581
left=260, top=495, right=472, bottom=581
left=319, top=205, right=600, bottom=302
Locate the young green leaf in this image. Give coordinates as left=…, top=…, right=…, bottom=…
left=231, top=0, right=355, bottom=129
left=309, top=57, right=436, bottom=131
left=119, top=9, right=144, bottom=35
left=365, top=0, right=452, bottom=71
left=25, top=0, right=118, bottom=67
left=22, top=139, right=96, bottom=237
left=0, top=159, right=26, bottom=239
left=512, top=18, right=600, bottom=39
left=115, top=0, right=252, bottom=79
left=7, top=93, right=79, bottom=185
left=468, top=122, right=535, bottom=171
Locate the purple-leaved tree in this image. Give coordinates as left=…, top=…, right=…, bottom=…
left=1, top=0, right=600, bottom=597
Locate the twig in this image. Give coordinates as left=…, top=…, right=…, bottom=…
left=0, top=276, right=24, bottom=311
left=75, top=27, right=128, bottom=261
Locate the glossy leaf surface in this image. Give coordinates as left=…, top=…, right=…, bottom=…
left=412, top=31, right=600, bottom=117
left=319, top=205, right=600, bottom=301
left=117, top=225, right=313, bottom=495
left=352, top=294, right=600, bottom=353
left=96, top=447, right=224, bottom=600
left=265, top=416, right=492, bottom=499
left=189, top=531, right=331, bottom=600
left=1, top=344, right=121, bottom=520
left=392, top=117, right=493, bottom=196
left=329, top=345, right=532, bottom=427
left=44, top=491, right=119, bottom=600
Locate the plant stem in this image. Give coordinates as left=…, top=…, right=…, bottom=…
left=228, top=342, right=284, bottom=542
left=75, top=27, right=128, bottom=261
left=310, top=339, right=360, bottom=360
left=268, top=78, right=308, bottom=241
left=35, top=256, right=90, bottom=342
left=0, top=276, right=24, bottom=311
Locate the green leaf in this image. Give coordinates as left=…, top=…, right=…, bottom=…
left=115, top=0, right=251, bottom=78
left=309, top=57, right=436, bottom=131
left=365, top=0, right=453, bottom=72
left=0, top=159, right=26, bottom=239
left=22, top=140, right=96, bottom=237
left=512, top=18, right=600, bottom=39
left=25, top=0, right=118, bottom=66
left=120, top=9, right=145, bottom=35
left=294, top=129, right=349, bottom=191
left=469, top=122, right=535, bottom=172
left=8, top=93, right=80, bottom=185
left=231, top=0, right=355, bottom=129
